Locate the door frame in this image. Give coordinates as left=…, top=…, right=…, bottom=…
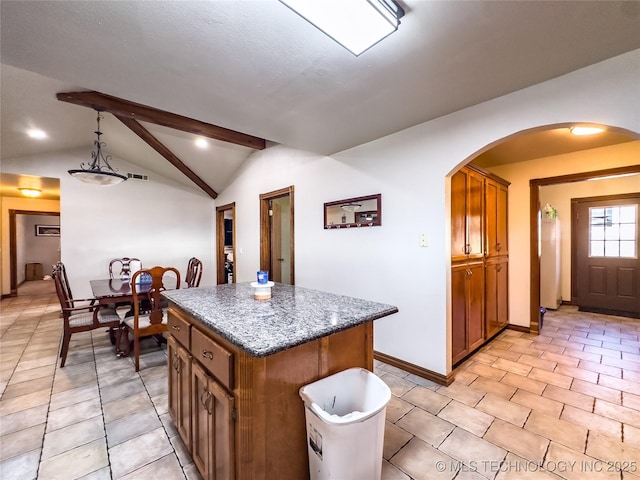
left=216, top=202, right=236, bottom=284
left=528, top=164, right=640, bottom=332
left=260, top=186, right=295, bottom=284
left=570, top=192, right=639, bottom=316
left=8, top=209, right=60, bottom=297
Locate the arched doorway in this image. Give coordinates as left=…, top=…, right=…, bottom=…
left=450, top=123, right=639, bottom=366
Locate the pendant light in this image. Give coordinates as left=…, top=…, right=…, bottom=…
left=68, top=111, right=127, bottom=186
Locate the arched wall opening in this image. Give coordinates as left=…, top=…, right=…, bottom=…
left=445, top=122, right=639, bottom=369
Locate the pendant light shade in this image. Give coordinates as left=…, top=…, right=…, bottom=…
left=68, top=111, right=127, bottom=186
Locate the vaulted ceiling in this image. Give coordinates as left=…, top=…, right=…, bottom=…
left=2, top=1, right=639, bottom=197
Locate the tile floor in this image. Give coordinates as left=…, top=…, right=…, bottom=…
left=1, top=280, right=640, bottom=479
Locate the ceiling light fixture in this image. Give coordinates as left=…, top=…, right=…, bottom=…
left=570, top=126, right=605, bottom=136
left=280, top=0, right=405, bottom=56
left=18, top=188, right=42, bottom=198
left=195, top=138, right=209, bottom=149
left=68, top=111, right=127, bottom=186
left=27, top=129, right=47, bottom=140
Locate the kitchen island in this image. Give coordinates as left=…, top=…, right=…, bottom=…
left=162, top=282, right=398, bottom=480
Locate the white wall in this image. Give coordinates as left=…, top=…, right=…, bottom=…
left=537, top=157, right=640, bottom=302
left=216, top=50, right=640, bottom=376
left=1, top=148, right=216, bottom=298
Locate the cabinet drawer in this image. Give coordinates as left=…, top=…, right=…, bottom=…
left=192, top=327, right=234, bottom=390
left=167, top=312, right=191, bottom=348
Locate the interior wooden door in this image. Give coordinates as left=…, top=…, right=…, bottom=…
left=260, top=186, right=295, bottom=285
left=271, top=200, right=282, bottom=283
left=572, top=194, right=639, bottom=318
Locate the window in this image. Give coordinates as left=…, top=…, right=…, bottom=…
left=589, top=205, right=637, bottom=258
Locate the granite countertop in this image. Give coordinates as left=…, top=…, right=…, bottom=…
left=162, top=282, right=398, bottom=357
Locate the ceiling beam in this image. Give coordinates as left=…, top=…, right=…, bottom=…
left=115, top=114, right=218, bottom=199
left=57, top=90, right=266, bottom=150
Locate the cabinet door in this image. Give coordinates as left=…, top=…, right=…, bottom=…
left=192, top=362, right=235, bottom=480
left=451, top=266, right=469, bottom=364
left=451, top=168, right=484, bottom=261
left=467, top=170, right=484, bottom=258
left=209, top=379, right=235, bottom=480
left=467, top=263, right=485, bottom=352
left=485, top=259, right=509, bottom=339
left=168, top=337, right=192, bottom=451
left=451, top=170, right=469, bottom=260
left=452, top=262, right=485, bottom=364
left=485, top=179, right=508, bottom=257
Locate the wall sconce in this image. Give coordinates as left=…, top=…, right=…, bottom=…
left=280, top=0, right=405, bottom=56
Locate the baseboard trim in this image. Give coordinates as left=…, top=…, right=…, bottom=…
left=374, top=351, right=454, bottom=386
left=507, top=324, right=531, bottom=333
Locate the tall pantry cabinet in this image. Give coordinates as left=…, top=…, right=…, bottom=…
left=451, top=165, right=510, bottom=365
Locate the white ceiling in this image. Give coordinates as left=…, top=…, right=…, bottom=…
left=1, top=1, right=639, bottom=196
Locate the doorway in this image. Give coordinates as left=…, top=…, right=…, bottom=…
left=216, top=203, right=236, bottom=284
left=9, top=210, right=60, bottom=296
left=572, top=193, right=639, bottom=318
left=529, top=164, right=640, bottom=331
left=260, top=186, right=294, bottom=284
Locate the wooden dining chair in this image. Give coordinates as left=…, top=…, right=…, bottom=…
left=52, top=262, right=121, bottom=367
left=109, top=257, right=142, bottom=281
left=185, top=257, right=203, bottom=288
left=118, top=266, right=181, bottom=371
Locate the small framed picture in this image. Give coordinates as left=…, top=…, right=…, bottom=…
left=35, top=225, right=60, bottom=237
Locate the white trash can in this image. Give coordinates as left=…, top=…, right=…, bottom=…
left=299, top=367, right=391, bottom=480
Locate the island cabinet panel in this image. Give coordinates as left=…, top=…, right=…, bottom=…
left=192, top=361, right=235, bottom=480
left=168, top=336, right=192, bottom=450
left=167, top=304, right=375, bottom=480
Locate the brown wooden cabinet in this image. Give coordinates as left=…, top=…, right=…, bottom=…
left=166, top=302, right=374, bottom=480
left=451, top=165, right=510, bottom=365
left=192, top=362, right=235, bottom=480
left=485, top=178, right=509, bottom=257
left=485, top=257, right=509, bottom=339
left=451, top=262, right=485, bottom=364
left=451, top=167, right=485, bottom=262
left=168, top=336, right=192, bottom=450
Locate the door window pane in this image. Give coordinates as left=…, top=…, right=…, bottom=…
left=589, top=204, right=637, bottom=258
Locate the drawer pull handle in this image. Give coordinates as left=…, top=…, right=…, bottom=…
left=171, top=325, right=181, bottom=331
left=201, top=350, right=214, bottom=360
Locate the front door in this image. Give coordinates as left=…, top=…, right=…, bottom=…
left=572, top=193, right=640, bottom=318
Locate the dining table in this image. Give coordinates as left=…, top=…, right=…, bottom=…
left=90, top=277, right=180, bottom=306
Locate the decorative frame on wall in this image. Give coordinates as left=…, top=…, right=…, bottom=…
left=324, top=193, right=382, bottom=229
left=35, top=225, right=60, bottom=237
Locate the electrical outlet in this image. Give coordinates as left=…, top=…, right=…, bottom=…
left=419, top=234, right=428, bottom=247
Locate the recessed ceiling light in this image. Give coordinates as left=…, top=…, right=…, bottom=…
left=27, top=129, right=48, bottom=140
left=195, top=138, right=209, bottom=149
left=570, top=126, right=605, bottom=136
left=18, top=188, right=42, bottom=197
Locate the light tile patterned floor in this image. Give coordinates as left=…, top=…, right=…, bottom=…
left=1, top=280, right=640, bottom=479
